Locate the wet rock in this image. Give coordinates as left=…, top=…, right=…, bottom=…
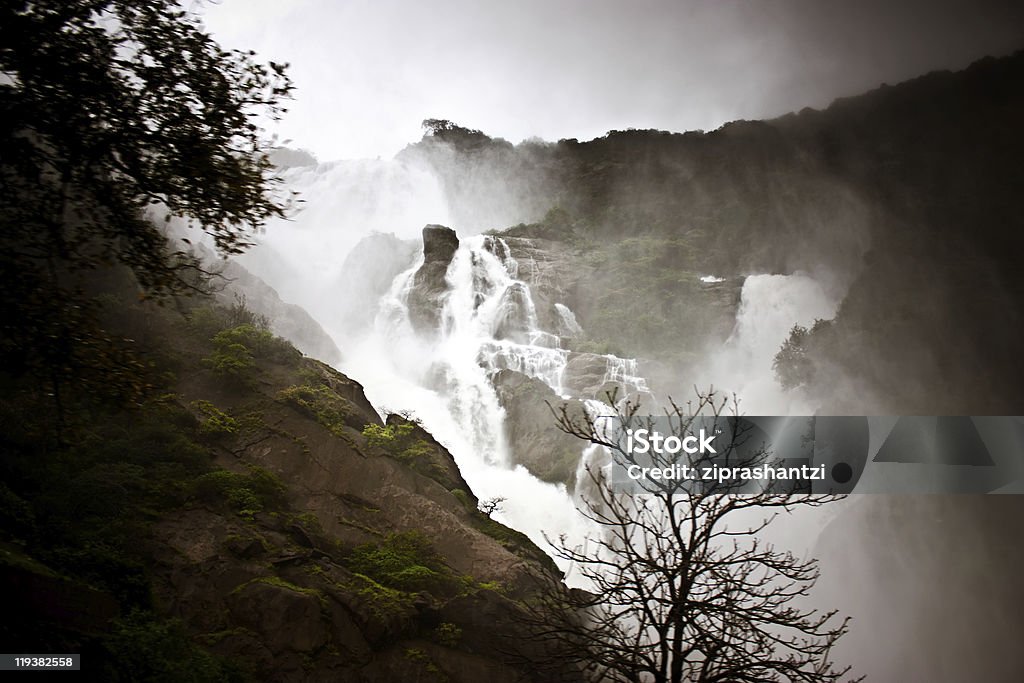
left=227, top=579, right=329, bottom=654
left=491, top=369, right=589, bottom=489
left=329, top=232, right=419, bottom=338
left=562, top=352, right=609, bottom=398
left=407, top=225, right=459, bottom=333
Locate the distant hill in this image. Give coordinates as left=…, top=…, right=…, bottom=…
left=402, top=51, right=1024, bottom=413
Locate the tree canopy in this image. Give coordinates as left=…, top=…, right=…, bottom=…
left=0, top=0, right=294, bottom=420
left=1, top=0, right=293, bottom=289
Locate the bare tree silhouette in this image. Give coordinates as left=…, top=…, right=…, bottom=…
left=518, top=389, right=858, bottom=683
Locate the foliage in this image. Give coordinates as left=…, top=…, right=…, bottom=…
left=204, top=324, right=296, bottom=378
left=190, top=400, right=239, bottom=436
left=278, top=384, right=354, bottom=436
left=192, top=466, right=286, bottom=519
left=774, top=319, right=833, bottom=390
left=525, top=391, right=855, bottom=683
left=449, top=488, right=472, bottom=510
left=1, top=0, right=294, bottom=286
left=353, top=573, right=414, bottom=616
left=362, top=422, right=434, bottom=462
left=227, top=294, right=271, bottom=331
left=205, top=341, right=255, bottom=377
left=433, top=622, right=462, bottom=647
left=101, top=611, right=247, bottom=683
left=0, top=0, right=294, bottom=411
left=348, top=531, right=448, bottom=593
left=212, top=324, right=297, bottom=362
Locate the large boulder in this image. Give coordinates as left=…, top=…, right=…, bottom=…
left=491, top=369, right=589, bottom=489
left=407, top=225, right=459, bottom=333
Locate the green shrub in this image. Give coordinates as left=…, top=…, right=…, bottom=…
left=204, top=341, right=254, bottom=377
left=362, top=422, right=433, bottom=462
left=101, top=611, right=246, bottom=683
left=348, top=531, right=447, bottom=592
left=434, top=622, right=462, bottom=647
left=190, top=400, right=239, bottom=436
left=278, top=384, right=354, bottom=436
left=203, top=324, right=297, bottom=377
left=192, top=466, right=286, bottom=518
left=213, top=324, right=296, bottom=363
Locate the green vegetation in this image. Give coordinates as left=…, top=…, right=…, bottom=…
left=433, top=622, right=463, bottom=647
left=576, top=236, right=723, bottom=363
left=205, top=324, right=299, bottom=379
left=278, top=384, right=355, bottom=436
left=101, top=611, right=247, bottom=683
left=193, top=467, right=287, bottom=519
left=349, top=531, right=449, bottom=593
left=361, top=422, right=433, bottom=462
left=0, top=0, right=293, bottom=431
left=191, top=400, right=240, bottom=437
left=233, top=576, right=326, bottom=607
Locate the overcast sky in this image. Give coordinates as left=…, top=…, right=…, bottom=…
left=199, top=0, right=1024, bottom=161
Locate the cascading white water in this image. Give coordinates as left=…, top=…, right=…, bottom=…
left=228, top=157, right=846, bottom=578
left=700, top=273, right=838, bottom=414
left=342, top=234, right=598, bottom=561
left=234, top=157, right=451, bottom=332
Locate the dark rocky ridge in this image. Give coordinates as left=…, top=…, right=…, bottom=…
left=404, top=51, right=1024, bottom=413
left=0, top=286, right=581, bottom=682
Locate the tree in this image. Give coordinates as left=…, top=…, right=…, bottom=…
left=773, top=319, right=832, bottom=391
left=0, top=1, right=293, bottom=418
left=521, top=390, right=856, bottom=683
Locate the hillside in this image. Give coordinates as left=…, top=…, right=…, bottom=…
left=0, top=274, right=577, bottom=682
left=401, top=51, right=1024, bottom=413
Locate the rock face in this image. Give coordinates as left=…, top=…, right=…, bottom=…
left=498, top=235, right=585, bottom=336
left=144, top=340, right=577, bottom=681
left=329, top=232, right=419, bottom=338
left=407, top=225, right=459, bottom=333
left=492, top=369, right=589, bottom=489
left=212, top=256, right=344, bottom=366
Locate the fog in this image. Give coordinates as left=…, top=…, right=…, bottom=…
left=193, top=2, right=1024, bottom=681
left=200, top=0, right=1024, bottom=160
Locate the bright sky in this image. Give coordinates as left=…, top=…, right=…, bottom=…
left=198, top=0, right=1024, bottom=161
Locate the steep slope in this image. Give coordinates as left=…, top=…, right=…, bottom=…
left=0, top=278, right=577, bottom=682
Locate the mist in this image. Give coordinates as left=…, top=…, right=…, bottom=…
left=189, top=3, right=1024, bottom=681
left=200, top=0, right=1024, bottom=160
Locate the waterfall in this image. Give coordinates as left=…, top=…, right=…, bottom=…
left=227, top=158, right=844, bottom=576
left=343, top=234, right=606, bottom=560
left=699, top=273, right=838, bottom=414
left=233, top=157, right=451, bottom=334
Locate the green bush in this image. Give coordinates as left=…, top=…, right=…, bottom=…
left=433, top=622, right=462, bottom=647
left=192, top=466, right=286, bottom=519
left=204, top=341, right=254, bottom=377
left=278, top=384, right=354, bottom=436
left=203, top=324, right=297, bottom=377
left=101, top=611, right=246, bottom=683
left=362, top=423, right=433, bottom=462
left=190, top=400, right=239, bottom=436
left=348, top=531, right=447, bottom=592
left=213, top=324, right=296, bottom=363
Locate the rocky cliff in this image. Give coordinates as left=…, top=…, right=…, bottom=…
left=401, top=51, right=1024, bottom=413
left=0, top=280, right=579, bottom=682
